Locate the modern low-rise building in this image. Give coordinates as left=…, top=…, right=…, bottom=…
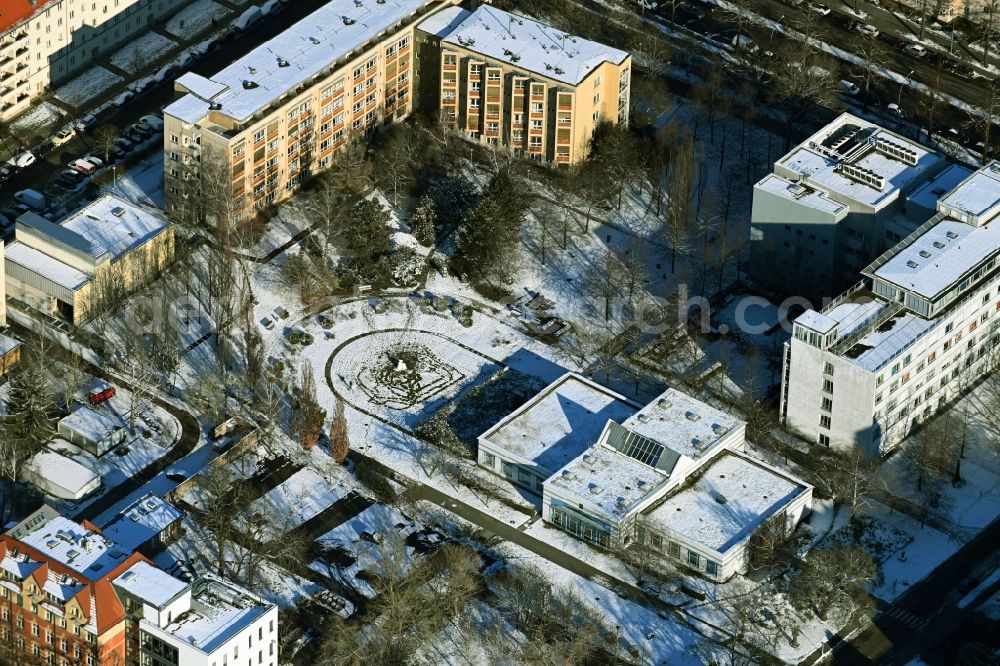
left=113, top=565, right=279, bottom=666
left=418, top=4, right=631, bottom=164
left=4, top=194, right=174, bottom=324
left=101, top=493, right=183, bottom=557
left=479, top=373, right=813, bottom=580
left=749, top=113, right=951, bottom=300
left=781, top=161, right=1000, bottom=454
left=0, top=0, right=194, bottom=121
left=58, top=405, right=127, bottom=455
left=163, top=0, right=460, bottom=222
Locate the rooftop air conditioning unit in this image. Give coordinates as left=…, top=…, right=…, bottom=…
left=685, top=411, right=700, bottom=421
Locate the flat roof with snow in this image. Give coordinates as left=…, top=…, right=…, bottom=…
left=440, top=6, right=630, bottom=86
left=155, top=576, right=273, bottom=654
left=102, top=494, right=182, bottom=553
left=165, top=0, right=435, bottom=124
left=17, top=515, right=129, bottom=581
left=755, top=173, right=848, bottom=216
left=794, top=309, right=838, bottom=334
left=843, top=309, right=935, bottom=372
left=873, top=217, right=1000, bottom=299
left=24, top=451, right=99, bottom=497
left=908, top=163, right=974, bottom=213
left=416, top=5, right=469, bottom=37
left=479, top=373, right=639, bottom=473
left=60, top=405, right=122, bottom=442
left=5, top=242, right=91, bottom=291
left=113, top=561, right=188, bottom=608
left=59, top=195, right=170, bottom=262
left=777, top=113, right=943, bottom=211
left=621, top=388, right=743, bottom=460
left=937, top=162, right=1000, bottom=223
left=644, top=452, right=810, bottom=553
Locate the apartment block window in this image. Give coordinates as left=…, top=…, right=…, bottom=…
left=470, top=99, right=480, bottom=109
left=876, top=374, right=885, bottom=386
left=531, top=119, right=542, bottom=129
left=470, top=81, right=481, bottom=91
left=901, top=372, right=910, bottom=384
left=470, top=64, right=482, bottom=74
left=353, top=66, right=364, bottom=79
left=321, top=85, right=333, bottom=100
left=501, top=461, right=513, bottom=477
left=668, top=541, right=681, bottom=558
left=928, top=351, right=936, bottom=363
left=821, top=397, right=832, bottom=411
left=944, top=339, right=953, bottom=351
left=320, top=121, right=332, bottom=133
left=706, top=560, right=719, bottom=577
left=482, top=452, right=496, bottom=467
left=253, top=128, right=265, bottom=143
left=819, top=415, right=831, bottom=429
left=593, top=92, right=601, bottom=104
left=399, top=36, right=410, bottom=48
left=687, top=550, right=700, bottom=568
left=875, top=393, right=883, bottom=404
left=823, top=362, right=834, bottom=376
left=891, top=363, right=900, bottom=375
left=818, top=433, right=830, bottom=446
left=822, top=379, right=833, bottom=393
left=169, top=134, right=178, bottom=143
left=946, top=322, right=954, bottom=333
left=354, top=82, right=365, bottom=95
left=531, top=102, right=543, bottom=112
left=529, top=137, right=542, bottom=147
left=443, top=90, right=456, bottom=100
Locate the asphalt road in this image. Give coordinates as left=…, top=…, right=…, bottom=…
left=0, top=0, right=334, bottom=207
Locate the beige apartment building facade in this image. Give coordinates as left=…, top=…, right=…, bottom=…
left=0, top=0, right=193, bottom=121
left=421, top=5, right=632, bottom=165
left=163, top=0, right=460, bottom=222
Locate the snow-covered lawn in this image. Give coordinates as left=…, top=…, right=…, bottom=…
left=9, top=101, right=65, bottom=140
left=109, top=32, right=178, bottom=75
left=107, top=150, right=165, bottom=209
left=164, top=0, right=230, bottom=40
left=54, top=66, right=124, bottom=107
left=249, top=467, right=352, bottom=539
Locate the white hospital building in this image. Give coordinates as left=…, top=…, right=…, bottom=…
left=479, top=373, right=813, bottom=580
left=781, top=160, right=1000, bottom=454
left=749, top=113, right=960, bottom=299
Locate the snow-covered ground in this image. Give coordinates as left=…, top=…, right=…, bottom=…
left=54, top=66, right=124, bottom=107
left=164, top=0, right=230, bottom=40
left=109, top=32, right=178, bottom=75
left=249, top=467, right=352, bottom=539
left=9, top=101, right=65, bottom=140
left=108, top=150, right=166, bottom=209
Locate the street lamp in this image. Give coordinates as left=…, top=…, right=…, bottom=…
left=897, top=70, right=915, bottom=109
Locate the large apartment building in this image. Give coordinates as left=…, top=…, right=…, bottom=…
left=781, top=161, right=1000, bottom=454
left=163, top=0, right=460, bottom=222
left=479, top=373, right=813, bottom=581
left=418, top=5, right=631, bottom=164
left=749, top=113, right=956, bottom=300
left=0, top=0, right=193, bottom=121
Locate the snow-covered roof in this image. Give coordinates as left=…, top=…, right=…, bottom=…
left=794, top=309, right=838, bottom=334
left=0, top=333, right=20, bottom=357
left=165, top=0, right=434, bottom=124
left=16, top=515, right=130, bottom=581
left=479, top=373, right=639, bottom=473
left=157, top=575, right=273, bottom=654
left=60, top=405, right=122, bottom=443
left=113, top=561, right=188, bottom=609
left=546, top=439, right=670, bottom=523
left=873, top=217, right=1000, bottom=299
left=620, top=388, right=743, bottom=460
left=5, top=242, right=91, bottom=291
left=416, top=5, right=469, bottom=37
left=439, top=6, right=630, bottom=86
left=59, top=195, right=171, bottom=262
left=755, top=174, right=848, bottom=216
left=908, top=163, right=974, bottom=213
left=24, top=451, right=99, bottom=496
left=644, top=452, right=810, bottom=554
left=777, top=113, right=943, bottom=211
left=937, top=162, right=1000, bottom=224
left=102, top=494, right=182, bottom=553
left=823, top=299, right=884, bottom=340
left=842, top=310, right=935, bottom=372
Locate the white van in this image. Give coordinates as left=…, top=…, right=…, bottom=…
left=14, top=189, right=46, bottom=211
left=838, top=80, right=861, bottom=96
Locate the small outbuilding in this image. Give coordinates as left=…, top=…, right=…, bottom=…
left=21, top=450, right=100, bottom=500
left=58, top=406, right=126, bottom=456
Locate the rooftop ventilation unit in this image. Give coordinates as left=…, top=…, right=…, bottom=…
left=637, top=414, right=650, bottom=423
left=354, top=0, right=362, bottom=5
left=111, top=206, right=126, bottom=217
left=242, top=80, right=259, bottom=89
left=503, top=49, right=513, bottom=56
left=691, top=437, right=707, bottom=450
left=946, top=230, right=959, bottom=239
left=715, top=494, right=728, bottom=504
left=933, top=241, right=945, bottom=248
left=554, top=67, right=564, bottom=75
left=309, top=36, right=320, bottom=44
left=906, top=260, right=919, bottom=268
left=248, top=66, right=256, bottom=74
left=582, top=453, right=595, bottom=464
left=637, top=480, right=649, bottom=491
left=835, top=162, right=885, bottom=191
left=875, top=137, right=918, bottom=165
left=277, top=58, right=289, bottom=67
left=209, top=102, right=223, bottom=110
left=657, top=399, right=672, bottom=409
left=589, top=485, right=603, bottom=495
left=511, top=54, right=521, bottom=62
left=712, top=424, right=729, bottom=435
left=342, top=16, right=356, bottom=25
left=685, top=411, right=700, bottom=421
left=919, top=250, right=931, bottom=258
left=561, top=470, right=575, bottom=480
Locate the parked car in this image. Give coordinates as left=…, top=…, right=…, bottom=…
left=114, top=137, right=135, bottom=152
left=152, top=65, right=177, bottom=84
left=88, top=386, right=116, bottom=406
left=134, top=122, right=155, bottom=138
left=14, top=189, right=46, bottom=211
left=112, top=91, right=134, bottom=107
left=9, top=151, right=36, bottom=169
left=123, top=128, right=143, bottom=143
left=261, top=0, right=283, bottom=15
left=886, top=102, right=905, bottom=118
left=838, top=80, right=861, bottom=96
left=0, top=166, right=10, bottom=183
left=809, top=2, right=832, bottom=15
left=109, top=146, right=127, bottom=161
left=53, top=127, right=76, bottom=147
left=83, top=155, right=104, bottom=169
left=139, top=114, right=165, bottom=131
left=166, top=471, right=188, bottom=483
left=70, top=158, right=99, bottom=175
left=903, top=43, right=927, bottom=57
left=58, top=169, right=84, bottom=185
left=234, top=5, right=263, bottom=30
left=855, top=22, right=879, bottom=37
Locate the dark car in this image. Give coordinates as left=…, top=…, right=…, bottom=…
left=166, top=472, right=187, bottom=483
left=109, top=146, right=127, bottom=162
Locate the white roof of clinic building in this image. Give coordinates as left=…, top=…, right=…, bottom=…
left=166, top=0, right=434, bottom=124
left=101, top=494, right=182, bottom=553
left=755, top=173, right=848, bottom=216
left=16, top=515, right=129, bottom=580
left=479, top=373, right=639, bottom=472
left=937, top=162, right=1000, bottom=222
left=114, top=561, right=188, bottom=608
left=155, top=576, right=273, bottom=654
left=621, top=388, right=743, bottom=459
left=645, top=452, right=810, bottom=553
left=439, top=5, right=630, bottom=86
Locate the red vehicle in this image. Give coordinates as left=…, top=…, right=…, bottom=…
left=88, top=386, right=116, bottom=406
